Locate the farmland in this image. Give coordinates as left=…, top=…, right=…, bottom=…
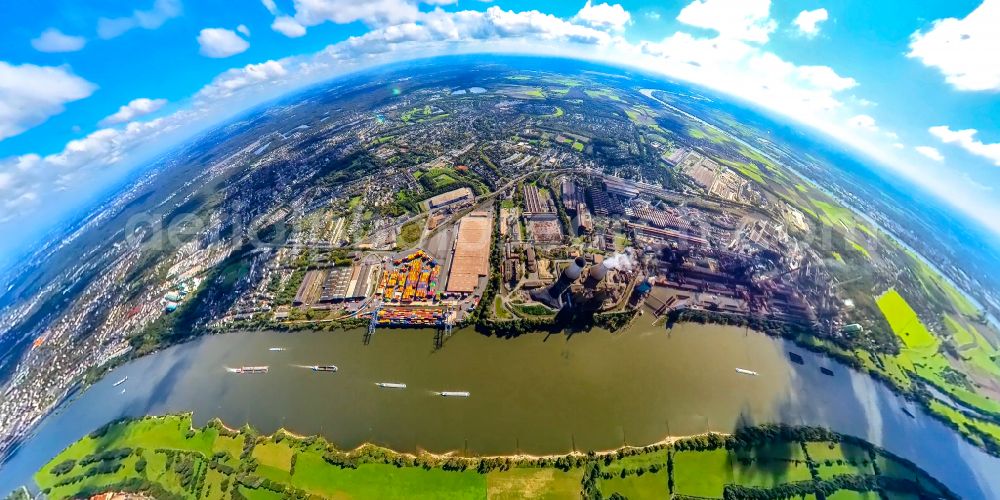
left=33, top=417, right=954, bottom=500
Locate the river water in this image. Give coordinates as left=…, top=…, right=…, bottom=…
left=2, top=322, right=999, bottom=498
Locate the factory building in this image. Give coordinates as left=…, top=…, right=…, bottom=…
left=428, top=187, right=474, bottom=209
left=446, top=211, right=493, bottom=294
left=319, top=264, right=374, bottom=303
left=572, top=203, right=593, bottom=234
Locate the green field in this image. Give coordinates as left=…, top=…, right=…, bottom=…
left=494, top=296, right=511, bottom=319
left=877, top=289, right=937, bottom=349
left=291, top=454, right=486, bottom=499
left=32, top=417, right=956, bottom=500
left=805, top=441, right=873, bottom=479
left=486, top=467, right=583, bottom=499
left=599, top=470, right=666, bottom=499
left=673, top=449, right=734, bottom=497
left=397, top=219, right=424, bottom=248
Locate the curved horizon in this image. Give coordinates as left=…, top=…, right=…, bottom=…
left=1, top=1, right=999, bottom=270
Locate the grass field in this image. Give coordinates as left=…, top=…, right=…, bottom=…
left=33, top=417, right=956, bottom=500
left=494, top=296, right=511, bottom=319
left=673, top=449, right=734, bottom=497
left=599, top=470, right=666, bottom=499
left=875, top=288, right=1000, bottom=418
left=397, top=219, right=424, bottom=248
left=292, top=455, right=486, bottom=499
left=877, top=289, right=937, bottom=349
left=486, top=467, right=582, bottom=499
left=806, top=441, right=873, bottom=479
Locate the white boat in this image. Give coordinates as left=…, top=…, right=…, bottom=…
left=268, top=347, right=286, bottom=351
left=735, top=368, right=758, bottom=376
left=230, top=366, right=269, bottom=374
left=120, top=389, right=126, bottom=394
left=376, top=382, right=407, bottom=389
left=113, top=376, right=128, bottom=387
left=438, top=391, right=470, bottom=397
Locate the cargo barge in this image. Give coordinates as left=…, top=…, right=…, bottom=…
left=376, top=382, right=407, bottom=389
left=438, top=391, right=470, bottom=397
left=311, top=365, right=338, bottom=372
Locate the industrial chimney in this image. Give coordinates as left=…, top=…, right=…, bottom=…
left=531, top=256, right=585, bottom=308
left=584, top=262, right=609, bottom=288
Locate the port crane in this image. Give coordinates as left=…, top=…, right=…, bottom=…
left=365, top=301, right=381, bottom=345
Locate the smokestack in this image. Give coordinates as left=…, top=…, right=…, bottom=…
left=531, top=257, right=585, bottom=308
left=550, top=257, right=586, bottom=298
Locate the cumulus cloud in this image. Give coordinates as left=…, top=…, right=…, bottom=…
left=291, top=0, right=421, bottom=28
left=273, top=16, right=307, bottom=38
left=198, top=28, right=251, bottom=58
left=930, top=125, right=1000, bottom=166
left=0, top=116, right=184, bottom=226
left=100, top=98, right=167, bottom=126
left=196, top=60, right=288, bottom=100
left=237, top=24, right=251, bottom=37
left=97, top=0, right=182, bottom=39
left=5, top=1, right=960, bottom=253
left=261, top=0, right=279, bottom=15
left=31, top=28, right=86, bottom=53
left=793, top=8, right=828, bottom=37
left=907, top=0, right=1000, bottom=91
left=0, top=62, right=96, bottom=141
left=916, top=146, right=945, bottom=162
left=848, top=114, right=877, bottom=131
left=574, top=1, right=631, bottom=32
left=676, top=0, right=776, bottom=43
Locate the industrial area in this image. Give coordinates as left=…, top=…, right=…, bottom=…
left=6, top=62, right=1000, bottom=470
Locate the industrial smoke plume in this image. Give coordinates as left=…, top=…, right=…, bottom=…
left=602, top=252, right=634, bottom=272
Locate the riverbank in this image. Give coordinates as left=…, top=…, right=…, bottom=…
left=31, top=413, right=956, bottom=500
left=4, top=325, right=1000, bottom=498
left=664, top=307, right=1000, bottom=459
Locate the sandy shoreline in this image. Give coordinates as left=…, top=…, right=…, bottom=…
left=190, top=412, right=724, bottom=461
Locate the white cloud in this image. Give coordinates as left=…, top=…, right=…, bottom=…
left=892, top=142, right=905, bottom=149
left=31, top=28, right=86, bottom=53
left=198, top=28, right=251, bottom=58
left=273, top=16, right=307, bottom=37
left=196, top=61, right=288, bottom=100
left=0, top=116, right=183, bottom=226
left=848, top=114, right=877, bottom=131
left=0, top=62, right=96, bottom=141
left=907, top=0, right=1000, bottom=91
left=291, top=0, right=421, bottom=28
left=795, top=65, right=857, bottom=91
left=793, top=8, right=828, bottom=37
left=97, top=0, right=182, bottom=39
left=916, top=146, right=945, bottom=162
left=676, top=0, right=776, bottom=43
left=930, top=125, right=1000, bottom=166
left=8, top=1, right=1000, bottom=254
left=574, top=1, right=631, bottom=32
left=237, top=24, right=251, bottom=37
left=261, top=0, right=279, bottom=15
left=99, top=98, right=167, bottom=126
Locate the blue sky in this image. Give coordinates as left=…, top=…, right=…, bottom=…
left=0, top=0, right=999, bottom=266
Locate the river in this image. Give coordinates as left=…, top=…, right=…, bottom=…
left=2, top=322, right=999, bottom=498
